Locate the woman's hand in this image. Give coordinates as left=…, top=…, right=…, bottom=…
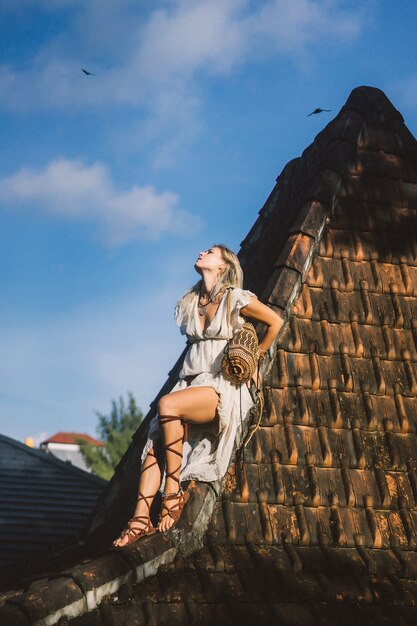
left=247, top=362, right=263, bottom=389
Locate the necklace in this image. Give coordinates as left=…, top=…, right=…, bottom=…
left=198, top=293, right=211, bottom=316
left=197, top=288, right=224, bottom=316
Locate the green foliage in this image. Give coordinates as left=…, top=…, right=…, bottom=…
left=78, top=392, right=143, bottom=480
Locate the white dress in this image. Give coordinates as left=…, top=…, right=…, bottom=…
left=142, top=287, right=256, bottom=490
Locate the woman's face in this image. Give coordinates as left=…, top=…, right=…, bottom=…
left=195, top=246, right=226, bottom=275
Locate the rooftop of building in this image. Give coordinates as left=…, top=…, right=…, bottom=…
left=0, top=432, right=106, bottom=578
left=41, top=432, right=104, bottom=447
left=2, top=85, right=417, bottom=625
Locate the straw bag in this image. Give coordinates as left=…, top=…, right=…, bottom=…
left=221, top=289, right=259, bottom=386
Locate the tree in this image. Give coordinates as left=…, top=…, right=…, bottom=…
left=78, top=392, right=143, bottom=480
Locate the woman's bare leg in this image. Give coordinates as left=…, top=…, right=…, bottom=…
left=113, top=448, right=161, bottom=546
left=158, top=386, right=219, bottom=532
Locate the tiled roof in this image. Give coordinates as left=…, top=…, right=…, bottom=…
left=0, top=433, right=106, bottom=576
left=41, top=432, right=103, bottom=446
left=3, top=86, right=417, bottom=624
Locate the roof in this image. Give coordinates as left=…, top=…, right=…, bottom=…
left=3, top=86, right=417, bottom=624
left=0, top=433, right=106, bottom=575
left=41, top=432, right=104, bottom=446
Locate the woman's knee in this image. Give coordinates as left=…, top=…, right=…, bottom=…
left=158, top=394, right=179, bottom=417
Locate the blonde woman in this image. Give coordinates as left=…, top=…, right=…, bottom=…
left=114, top=245, right=283, bottom=546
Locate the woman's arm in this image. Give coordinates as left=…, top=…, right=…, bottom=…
left=240, top=296, right=284, bottom=356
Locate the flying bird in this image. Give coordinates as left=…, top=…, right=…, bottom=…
left=307, top=108, right=331, bottom=117
left=81, top=68, right=94, bottom=76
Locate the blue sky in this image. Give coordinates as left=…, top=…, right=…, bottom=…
left=1, top=0, right=417, bottom=444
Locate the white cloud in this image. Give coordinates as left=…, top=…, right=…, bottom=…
left=256, top=0, right=361, bottom=44
left=0, top=0, right=364, bottom=111
left=137, top=0, right=362, bottom=80
left=136, top=0, right=247, bottom=81
left=0, top=1, right=365, bottom=166
left=0, top=158, right=200, bottom=245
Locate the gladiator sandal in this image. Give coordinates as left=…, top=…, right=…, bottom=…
left=113, top=451, right=158, bottom=547
left=158, top=415, right=190, bottom=530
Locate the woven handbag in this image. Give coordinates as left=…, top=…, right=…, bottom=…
left=221, top=289, right=259, bottom=386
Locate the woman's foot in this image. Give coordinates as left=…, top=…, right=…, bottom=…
left=113, top=514, right=156, bottom=547
left=158, top=488, right=189, bottom=533
left=113, top=487, right=157, bottom=547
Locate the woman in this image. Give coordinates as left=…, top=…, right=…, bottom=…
left=114, top=245, right=283, bottom=546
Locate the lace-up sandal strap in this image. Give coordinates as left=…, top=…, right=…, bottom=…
left=121, top=514, right=148, bottom=536
left=140, top=449, right=159, bottom=479
left=159, top=489, right=190, bottom=523
left=162, top=450, right=182, bottom=488
left=119, top=515, right=155, bottom=541
left=136, top=452, right=159, bottom=513
left=142, top=449, right=159, bottom=470
left=114, top=514, right=156, bottom=546
left=160, top=432, right=183, bottom=486
left=159, top=414, right=188, bottom=488
left=161, top=486, right=183, bottom=499
left=159, top=414, right=188, bottom=443
left=137, top=490, right=154, bottom=514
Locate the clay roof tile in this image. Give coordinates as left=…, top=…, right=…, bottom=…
left=5, top=85, right=417, bottom=625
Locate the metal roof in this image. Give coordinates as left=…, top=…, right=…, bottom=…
left=0, top=433, right=106, bottom=572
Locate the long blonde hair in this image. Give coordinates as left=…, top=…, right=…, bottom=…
left=176, top=244, right=243, bottom=317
